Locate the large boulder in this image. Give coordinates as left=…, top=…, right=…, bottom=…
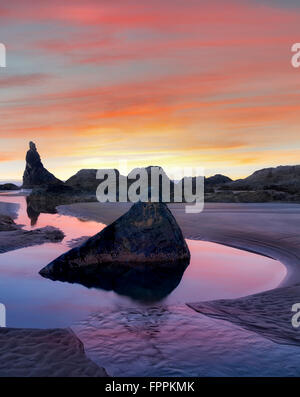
left=40, top=201, right=190, bottom=285
left=22, top=141, right=62, bottom=188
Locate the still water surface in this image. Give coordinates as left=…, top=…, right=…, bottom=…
left=0, top=193, right=286, bottom=328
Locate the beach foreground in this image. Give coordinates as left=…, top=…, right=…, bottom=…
left=0, top=200, right=64, bottom=253
left=0, top=328, right=108, bottom=377
left=58, top=202, right=300, bottom=286
left=59, top=202, right=300, bottom=349
left=1, top=199, right=300, bottom=376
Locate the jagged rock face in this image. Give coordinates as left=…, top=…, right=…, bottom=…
left=22, top=141, right=61, bottom=188
left=40, top=201, right=190, bottom=283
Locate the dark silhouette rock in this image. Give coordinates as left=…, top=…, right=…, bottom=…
left=0, top=183, right=20, bottom=191
left=0, top=214, right=18, bottom=231
left=223, top=165, right=300, bottom=194
left=40, top=201, right=190, bottom=285
left=0, top=216, right=65, bottom=253
left=65, top=169, right=99, bottom=192
left=66, top=166, right=175, bottom=201
left=205, top=174, right=232, bottom=186
left=22, top=141, right=62, bottom=188
left=128, top=166, right=175, bottom=202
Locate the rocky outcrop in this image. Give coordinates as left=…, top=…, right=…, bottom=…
left=223, top=165, right=300, bottom=194
left=204, top=174, right=232, bottom=193
left=65, top=169, right=99, bottom=192
left=40, top=201, right=190, bottom=284
left=205, top=174, right=232, bottom=188
left=22, top=141, right=62, bottom=188
left=65, top=166, right=231, bottom=203
left=0, top=214, right=18, bottom=231
left=0, top=183, right=20, bottom=191
left=65, top=166, right=174, bottom=201
left=177, top=174, right=232, bottom=196
left=0, top=223, right=64, bottom=254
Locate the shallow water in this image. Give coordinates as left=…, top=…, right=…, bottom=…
left=72, top=305, right=300, bottom=377
left=0, top=193, right=286, bottom=328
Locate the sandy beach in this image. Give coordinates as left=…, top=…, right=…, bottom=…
left=58, top=202, right=300, bottom=286
left=0, top=327, right=108, bottom=377
left=2, top=197, right=300, bottom=375
left=58, top=201, right=300, bottom=347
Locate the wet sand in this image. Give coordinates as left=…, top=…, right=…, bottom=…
left=0, top=197, right=107, bottom=377
left=58, top=202, right=300, bottom=286
left=59, top=201, right=300, bottom=347
left=72, top=304, right=300, bottom=376
left=188, top=284, right=300, bottom=347
left=0, top=327, right=108, bottom=377
left=1, top=199, right=299, bottom=375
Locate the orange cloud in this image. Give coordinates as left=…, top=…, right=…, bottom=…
left=1, top=0, right=300, bottom=180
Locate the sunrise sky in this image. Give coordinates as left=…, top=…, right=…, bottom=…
left=1, top=0, right=300, bottom=181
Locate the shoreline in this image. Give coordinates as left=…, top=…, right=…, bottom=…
left=57, top=201, right=300, bottom=288
left=57, top=201, right=300, bottom=347
left=0, top=226, right=65, bottom=254
left=0, top=197, right=299, bottom=373
left=0, top=197, right=64, bottom=253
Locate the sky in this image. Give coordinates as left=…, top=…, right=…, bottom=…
left=0, top=0, right=300, bottom=181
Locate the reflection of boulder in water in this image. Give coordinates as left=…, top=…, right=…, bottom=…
left=40, top=201, right=190, bottom=301
left=41, top=261, right=189, bottom=302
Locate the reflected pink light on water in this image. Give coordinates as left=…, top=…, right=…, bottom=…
left=0, top=193, right=287, bottom=328
left=166, top=240, right=286, bottom=302
left=0, top=194, right=104, bottom=240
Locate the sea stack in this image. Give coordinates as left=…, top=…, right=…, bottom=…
left=40, top=201, right=190, bottom=282
left=22, top=141, right=62, bottom=188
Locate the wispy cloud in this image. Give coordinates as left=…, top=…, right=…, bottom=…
left=0, top=0, right=300, bottom=179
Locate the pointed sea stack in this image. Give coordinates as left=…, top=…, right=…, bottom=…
left=39, top=201, right=190, bottom=282
left=22, top=141, right=62, bottom=188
